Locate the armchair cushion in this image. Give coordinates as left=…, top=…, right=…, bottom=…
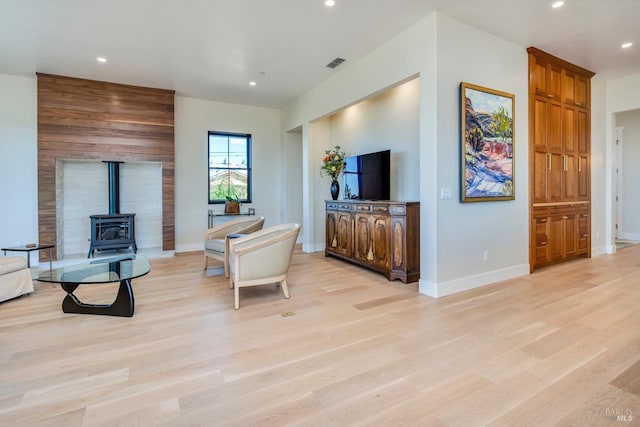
left=0, top=256, right=27, bottom=275
left=204, top=238, right=226, bottom=253
left=203, top=216, right=265, bottom=276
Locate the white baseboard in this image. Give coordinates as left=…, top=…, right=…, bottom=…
left=175, top=243, right=203, bottom=253
left=303, top=243, right=324, bottom=253
left=591, top=244, right=610, bottom=257
left=617, top=232, right=640, bottom=241
left=419, top=263, right=530, bottom=298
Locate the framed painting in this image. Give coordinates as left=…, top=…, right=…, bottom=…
left=460, top=82, right=515, bottom=202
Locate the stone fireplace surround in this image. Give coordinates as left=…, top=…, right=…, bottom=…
left=56, top=160, right=162, bottom=259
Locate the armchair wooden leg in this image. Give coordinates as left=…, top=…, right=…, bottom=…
left=281, top=279, right=290, bottom=299
left=234, top=284, right=240, bottom=310
left=204, top=255, right=208, bottom=270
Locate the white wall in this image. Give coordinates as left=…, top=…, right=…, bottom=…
left=283, top=129, right=303, bottom=237
left=0, top=74, right=37, bottom=249
left=282, top=12, right=530, bottom=297
left=329, top=78, right=420, bottom=202
left=591, top=76, right=608, bottom=256
left=0, top=75, right=285, bottom=257
left=606, top=72, right=640, bottom=252
left=429, top=15, right=529, bottom=295
left=614, top=109, right=640, bottom=239
left=174, top=96, right=282, bottom=252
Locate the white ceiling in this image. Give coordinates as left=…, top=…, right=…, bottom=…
left=1, top=0, right=639, bottom=108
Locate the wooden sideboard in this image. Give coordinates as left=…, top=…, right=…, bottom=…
left=325, top=200, right=419, bottom=283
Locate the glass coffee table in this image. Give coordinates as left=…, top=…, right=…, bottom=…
left=36, top=255, right=150, bottom=317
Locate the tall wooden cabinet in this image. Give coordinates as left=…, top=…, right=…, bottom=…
left=325, top=200, right=419, bottom=283
left=528, top=47, right=595, bottom=271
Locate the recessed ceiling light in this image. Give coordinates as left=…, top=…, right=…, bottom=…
left=552, top=1, right=564, bottom=8
left=325, top=0, right=335, bottom=6
left=96, top=57, right=107, bottom=63
left=621, top=42, right=633, bottom=49
left=249, top=81, right=257, bottom=86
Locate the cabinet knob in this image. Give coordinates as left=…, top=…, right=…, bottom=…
left=539, top=218, right=547, bottom=223
left=576, top=102, right=582, bottom=106
left=562, top=215, right=569, bottom=219
left=547, top=94, right=554, bottom=98
left=540, top=241, right=547, bottom=246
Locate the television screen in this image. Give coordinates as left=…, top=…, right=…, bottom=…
left=343, top=149, right=390, bottom=200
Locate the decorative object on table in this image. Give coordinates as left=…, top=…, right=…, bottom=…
left=460, top=82, right=515, bottom=202
left=224, top=188, right=241, bottom=214
left=320, top=145, right=346, bottom=200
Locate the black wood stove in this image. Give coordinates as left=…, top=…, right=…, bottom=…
left=88, top=161, right=137, bottom=258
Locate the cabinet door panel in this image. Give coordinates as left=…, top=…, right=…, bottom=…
left=533, top=99, right=548, bottom=151
left=548, top=64, right=562, bottom=100
left=563, top=107, right=576, bottom=154
left=548, top=103, right=563, bottom=151
left=549, top=153, right=564, bottom=202
left=563, top=71, right=576, bottom=104
left=326, top=211, right=338, bottom=251
left=533, top=151, right=549, bottom=204
left=336, top=213, right=353, bottom=257
left=564, top=155, right=577, bottom=200
left=577, top=212, right=589, bottom=254
left=578, top=155, right=589, bottom=199
left=575, top=75, right=589, bottom=108
left=392, top=219, right=405, bottom=270
left=533, top=61, right=548, bottom=97
left=577, top=109, right=589, bottom=155
left=371, top=215, right=390, bottom=269
left=548, top=215, right=564, bottom=261
left=354, top=214, right=372, bottom=262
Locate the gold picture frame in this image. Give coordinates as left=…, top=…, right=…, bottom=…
left=460, top=82, right=515, bottom=202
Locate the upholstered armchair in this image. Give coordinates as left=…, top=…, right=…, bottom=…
left=203, top=216, right=265, bottom=276
left=228, top=223, right=300, bottom=309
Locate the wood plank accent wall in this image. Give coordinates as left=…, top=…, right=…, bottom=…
left=37, top=73, right=175, bottom=260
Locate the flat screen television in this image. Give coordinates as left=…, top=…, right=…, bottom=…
left=343, top=149, right=390, bottom=200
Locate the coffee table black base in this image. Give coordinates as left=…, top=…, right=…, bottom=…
left=61, top=280, right=135, bottom=317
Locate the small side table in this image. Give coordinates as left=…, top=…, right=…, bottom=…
left=2, top=244, right=55, bottom=270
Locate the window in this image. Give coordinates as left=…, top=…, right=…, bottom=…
left=208, top=131, right=251, bottom=204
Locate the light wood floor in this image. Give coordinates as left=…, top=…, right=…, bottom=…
left=1, top=247, right=640, bottom=426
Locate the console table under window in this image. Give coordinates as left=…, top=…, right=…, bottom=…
left=208, top=208, right=255, bottom=228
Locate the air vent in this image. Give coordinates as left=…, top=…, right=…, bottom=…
left=326, top=57, right=346, bottom=69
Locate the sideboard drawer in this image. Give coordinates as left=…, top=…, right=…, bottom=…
left=389, top=205, right=406, bottom=215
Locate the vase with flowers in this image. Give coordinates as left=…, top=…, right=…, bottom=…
left=320, top=145, right=346, bottom=200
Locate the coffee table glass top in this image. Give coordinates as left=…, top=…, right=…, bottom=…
left=36, top=255, right=150, bottom=284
